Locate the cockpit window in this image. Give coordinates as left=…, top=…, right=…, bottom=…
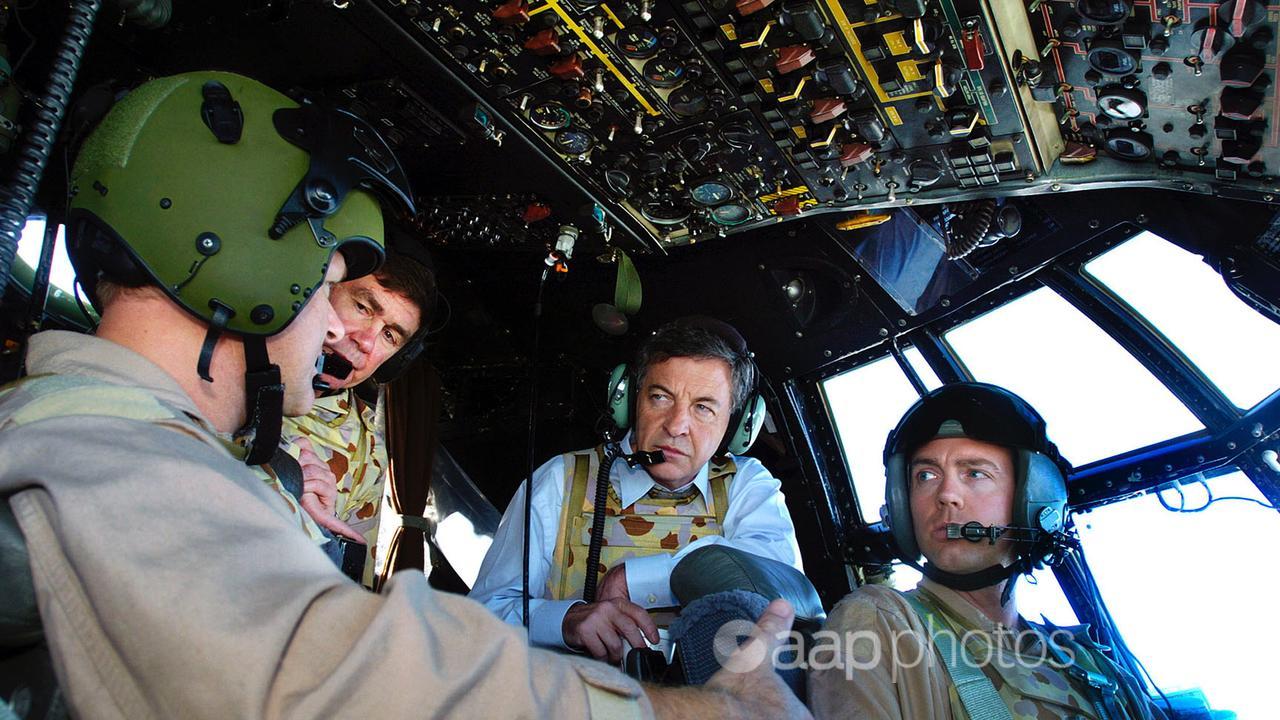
left=944, top=287, right=1204, bottom=465
left=823, top=353, right=922, bottom=524
left=902, top=345, right=942, bottom=391
left=1084, top=231, right=1280, bottom=410
left=1075, top=470, right=1278, bottom=717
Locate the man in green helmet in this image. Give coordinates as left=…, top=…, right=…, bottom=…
left=0, top=71, right=809, bottom=719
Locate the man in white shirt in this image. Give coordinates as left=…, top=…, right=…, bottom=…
left=471, top=317, right=802, bottom=662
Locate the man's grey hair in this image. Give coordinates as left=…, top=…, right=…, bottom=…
left=634, top=320, right=757, bottom=413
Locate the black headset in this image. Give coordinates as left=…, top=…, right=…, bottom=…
left=369, top=230, right=438, bottom=384
left=604, top=317, right=767, bottom=457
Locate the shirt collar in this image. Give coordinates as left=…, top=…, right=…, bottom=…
left=25, top=331, right=207, bottom=424
left=617, top=433, right=711, bottom=508
left=916, top=576, right=1007, bottom=634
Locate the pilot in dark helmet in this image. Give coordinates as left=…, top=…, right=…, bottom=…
left=809, top=382, right=1167, bottom=720
left=0, top=71, right=806, bottom=720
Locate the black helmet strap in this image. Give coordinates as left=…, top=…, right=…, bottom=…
left=905, top=555, right=1028, bottom=607
left=236, top=334, right=284, bottom=466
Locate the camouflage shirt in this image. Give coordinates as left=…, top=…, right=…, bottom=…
left=255, top=387, right=388, bottom=588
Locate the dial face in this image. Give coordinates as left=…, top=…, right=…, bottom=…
left=1097, top=87, right=1146, bottom=120
left=710, top=203, right=751, bottom=226
left=668, top=85, right=709, bottom=119
left=616, top=26, right=660, bottom=59
left=640, top=201, right=691, bottom=225
left=643, top=55, right=687, bottom=89
left=553, top=129, right=594, bottom=155
left=689, top=180, right=734, bottom=206
left=529, top=101, right=572, bottom=130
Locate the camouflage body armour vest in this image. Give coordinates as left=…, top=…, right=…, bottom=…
left=910, top=588, right=1146, bottom=720
left=547, top=446, right=734, bottom=614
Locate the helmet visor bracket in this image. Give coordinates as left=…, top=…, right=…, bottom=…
left=270, top=103, right=416, bottom=278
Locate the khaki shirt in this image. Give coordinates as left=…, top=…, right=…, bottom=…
left=0, top=331, right=649, bottom=720
left=809, top=577, right=1157, bottom=720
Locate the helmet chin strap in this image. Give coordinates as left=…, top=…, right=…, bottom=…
left=904, top=555, right=1030, bottom=607
left=235, top=335, right=285, bottom=465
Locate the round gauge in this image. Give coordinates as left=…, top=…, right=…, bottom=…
left=689, top=180, right=734, bottom=206
left=529, top=101, right=572, bottom=130
left=640, top=201, right=692, bottom=226
left=605, top=169, right=631, bottom=195
left=1097, top=86, right=1147, bottom=120
left=1086, top=40, right=1137, bottom=75
left=720, top=122, right=754, bottom=149
left=668, top=85, right=709, bottom=119
left=616, top=25, right=660, bottom=59
left=1075, top=0, right=1130, bottom=25
left=553, top=129, right=594, bottom=155
left=643, top=55, right=687, bottom=89
left=710, top=203, right=751, bottom=226
left=1103, top=129, right=1154, bottom=161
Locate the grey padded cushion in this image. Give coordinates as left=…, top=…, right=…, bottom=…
left=0, top=500, right=42, bottom=647
left=670, top=545, right=825, bottom=626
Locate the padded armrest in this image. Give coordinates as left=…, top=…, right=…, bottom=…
left=670, top=545, right=825, bottom=626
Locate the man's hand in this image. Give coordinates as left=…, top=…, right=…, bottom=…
left=646, top=599, right=813, bottom=720
left=562, top=598, right=658, bottom=663
left=297, top=445, right=365, bottom=543
left=597, top=563, right=630, bottom=603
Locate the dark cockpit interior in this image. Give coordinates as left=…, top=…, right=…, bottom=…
left=1, top=1, right=1279, bottom=716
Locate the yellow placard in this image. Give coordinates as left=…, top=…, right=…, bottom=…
left=791, top=125, right=808, bottom=139
left=720, top=23, right=738, bottom=41
left=884, top=31, right=910, bottom=56
left=885, top=106, right=903, bottom=125
left=898, top=59, right=924, bottom=82
left=759, top=78, right=776, bottom=94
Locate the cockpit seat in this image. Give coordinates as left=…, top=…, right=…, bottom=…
left=668, top=545, right=824, bottom=702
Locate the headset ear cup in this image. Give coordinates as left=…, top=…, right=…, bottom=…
left=884, top=453, right=921, bottom=561
left=371, top=335, right=426, bottom=384
left=606, top=363, right=632, bottom=430
left=1016, top=449, right=1068, bottom=533
left=723, top=394, right=766, bottom=455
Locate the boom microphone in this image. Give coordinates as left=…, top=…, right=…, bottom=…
left=622, top=450, right=666, bottom=468
left=946, top=521, right=1046, bottom=545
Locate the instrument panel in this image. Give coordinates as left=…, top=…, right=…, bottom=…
left=378, top=0, right=1280, bottom=249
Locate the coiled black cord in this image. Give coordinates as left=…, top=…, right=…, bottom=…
left=943, top=199, right=996, bottom=260
left=582, top=443, right=621, bottom=603
left=0, top=0, right=102, bottom=291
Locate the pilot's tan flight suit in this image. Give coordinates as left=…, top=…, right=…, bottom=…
left=0, top=331, right=649, bottom=719
left=808, top=577, right=1161, bottom=720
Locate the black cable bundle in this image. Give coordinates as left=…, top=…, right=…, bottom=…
left=0, top=0, right=102, bottom=290
left=582, top=444, right=620, bottom=603
left=942, top=199, right=997, bottom=260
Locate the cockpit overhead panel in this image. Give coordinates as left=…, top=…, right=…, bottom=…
left=381, top=0, right=1279, bottom=248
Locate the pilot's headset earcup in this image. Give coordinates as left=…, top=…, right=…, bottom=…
left=606, top=363, right=633, bottom=430
left=722, top=393, right=765, bottom=456
left=371, top=334, right=426, bottom=384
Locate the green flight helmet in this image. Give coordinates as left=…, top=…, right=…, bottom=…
left=64, top=71, right=414, bottom=465
left=67, top=70, right=415, bottom=337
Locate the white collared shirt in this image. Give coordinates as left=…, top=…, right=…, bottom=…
left=469, top=434, right=803, bottom=648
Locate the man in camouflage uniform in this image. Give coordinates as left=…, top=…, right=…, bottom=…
left=260, top=249, right=434, bottom=587
left=471, top=318, right=802, bottom=662
left=0, top=71, right=811, bottom=719
left=809, top=383, right=1165, bottom=720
